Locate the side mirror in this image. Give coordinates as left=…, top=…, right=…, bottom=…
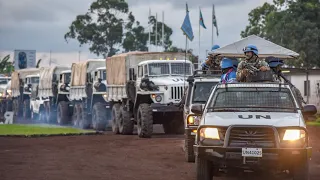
left=190, top=104, right=203, bottom=115
left=302, top=104, right=317, bottom=117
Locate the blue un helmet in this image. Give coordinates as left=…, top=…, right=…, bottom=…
left=243, top=44, right=258, bottom=56
left=265, top=56, right=284, bottom=68
left=211, top=44, right=220, bottom=51
left=220, top=58, right=234, bottom=69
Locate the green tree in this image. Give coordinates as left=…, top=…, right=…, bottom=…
left=165, top=46, right=198, bottom=63
left=64, top=0, right=130, bottom=57
left=148, top=15, right=173, bottom=51
left=241, top=0, right=320, bottom=67
left=0, top=55, right=14, bottom=75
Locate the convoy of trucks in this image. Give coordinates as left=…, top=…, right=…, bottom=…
left=104, top=52, right=193, bottom=138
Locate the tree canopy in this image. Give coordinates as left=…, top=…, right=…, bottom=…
left=241, top=0, right=320, bottom=67
left=64, top=0, right=174, bottom=57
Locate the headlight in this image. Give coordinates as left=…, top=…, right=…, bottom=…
left=151, top=94, right=162, bottom=102
left=200, top=128, right=220, bottom=140
left=283, top=129, right=305, bottom=141
left=187, top=115, right=200, bottom=125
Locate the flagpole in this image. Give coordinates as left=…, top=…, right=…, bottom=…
left=148, top=8, right=151, bottom=51
left=199, top=7, right=201, bottom=66
left=211, top=4, right=214, bottom=47
left=155, top=13, right=158, bottom=52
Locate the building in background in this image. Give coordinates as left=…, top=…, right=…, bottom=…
left=283, top=68, right=320, bottom=112
left=13, top=50, right=36, bottom=70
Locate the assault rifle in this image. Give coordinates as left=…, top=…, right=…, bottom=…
left=243, top=62, right=260, bottom=75
left=278, top=72, right=307, bottom=104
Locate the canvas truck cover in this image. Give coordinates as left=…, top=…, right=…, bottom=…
left=38, top=66, right=70, bottom=97
left=10, top=68, right=39, bottom=97
left=106, top=51, right=191, bottom=85
left=71, top=60, right=105, bottom=86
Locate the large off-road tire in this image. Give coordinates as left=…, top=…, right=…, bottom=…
left=57, top=101, right=69, bottom=125
left=23, top=99, right=31, bottom=120
left=137, top=103, right=153, bottom=138
left=119, top=105, right=134, bottom=135
left=111, top=103, right=121, bottom=134
left=185, top=134, right=195, bottom=162
left=44, top=102, right=57, bottom=124
left=291, top=158, right=309, bottom=180
left=196, top=155, right=213, bottom=180
left=78, top=103, right=90, bottom=129
left=92, top=102, right=107, bottom=131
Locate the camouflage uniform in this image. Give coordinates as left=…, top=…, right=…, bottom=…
left=236, top=59, right=269, bottom=82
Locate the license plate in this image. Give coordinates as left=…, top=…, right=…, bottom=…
left=241, top=148, right=262, bottom=157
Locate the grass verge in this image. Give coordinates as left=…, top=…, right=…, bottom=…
left=307, top=121, right=320, bottom=126
left=0, top=124, right=98, bottom=137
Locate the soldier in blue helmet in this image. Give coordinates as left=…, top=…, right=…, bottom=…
left=220, top=58, right=237, bottom=83
left=265, top=56, right=306, bottom=105
left=236, top=44, right=270, bottom=82
left=201, top=44, right=221, bottom=72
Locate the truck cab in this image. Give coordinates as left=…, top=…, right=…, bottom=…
left=183, top=70, right=221, bottom=162
left=0, top=77, right=11, bottom=122
left=135, top=59, right=194, bottom=135
left=92, top=67, right=107, bottom=93
left=192, top=82, right=317, bottom=180
left=58, top=70, right=71, bottom=94
left=23, top=74, right=39, bottom=119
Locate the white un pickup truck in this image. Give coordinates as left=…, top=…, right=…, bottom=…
left=191, top=83, right=317, bottom=180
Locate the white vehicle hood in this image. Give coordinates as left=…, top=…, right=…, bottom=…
left=202, top=112, right=304, bottom=127
left=0, top=84, right=6, bottom=93
left=149, top=76, right=187, bottom=86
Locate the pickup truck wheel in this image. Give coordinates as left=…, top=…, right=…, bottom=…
left=196, top=155, right=213, bottom=180
left=119, top=105, right=134, bottom=135
left=92, top=102, right=107, bottom=131
left=111, top=103, right=121, bottom=134
left=23, top=99, right=31, bottom=120
left=78, top=103, right=90, bottom=129
left=137, top=103, right=153, bottom=138
left=291, top=158, right=309, bottom=180
left=185, top=134, right=195, bottom=162
left=57, top=101, right=69, bottom=125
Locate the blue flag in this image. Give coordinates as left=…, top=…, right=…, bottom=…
left=199, top=9, right=206, bottom=29
left=181, top=3, right=194, bottom=41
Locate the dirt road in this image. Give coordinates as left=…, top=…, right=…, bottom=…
left=0, top=125, right=319, bottom=180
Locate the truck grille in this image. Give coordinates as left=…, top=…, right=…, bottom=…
left=171, top=86, right=184, bottom=100
left=227, top=127, right=275, bottom=148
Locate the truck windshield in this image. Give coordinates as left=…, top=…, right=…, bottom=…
left=101, top=70, right=106, bottom=80
left=0, top=79, right=9, bottom=85
left=171, top=63, right=191, bottom=75
left=207, top=87, right=297, bottom=113
left=192, top=82, right=217, bottom=103
left=148, top=63, right=170, bottom=75
left=31, top=77, right=39, bottom=84
left=64, top=73, right=71, bottom=83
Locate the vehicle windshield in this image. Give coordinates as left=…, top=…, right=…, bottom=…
left=101, top=70, right=106, bottom=80
left=0, top=78, right=9, bottom=85
left=192, top=82, right=218, bottom=103
left=171, top=63, right=192, bottom=75
left=64, top=73, right=71, bottom=83
left=31, top=77, right=39, bottom=84
left=148, top=63, right=170, bottom=76
left=207, top=87, right=297, bottom=113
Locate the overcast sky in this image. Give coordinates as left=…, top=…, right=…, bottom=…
left=0, top=0, right=272, bottom=66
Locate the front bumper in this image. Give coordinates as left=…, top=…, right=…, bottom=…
left=194, top=146, right=312, bottom=169
left=151, top=103, right=182, bottom=113
left=194, top=125, right=312, bottom=169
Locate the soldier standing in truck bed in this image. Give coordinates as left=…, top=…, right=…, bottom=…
left=236, top=44, right=270, bottom=82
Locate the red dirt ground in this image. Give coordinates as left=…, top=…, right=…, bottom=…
left=0, top=125, right=319, bottom=180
